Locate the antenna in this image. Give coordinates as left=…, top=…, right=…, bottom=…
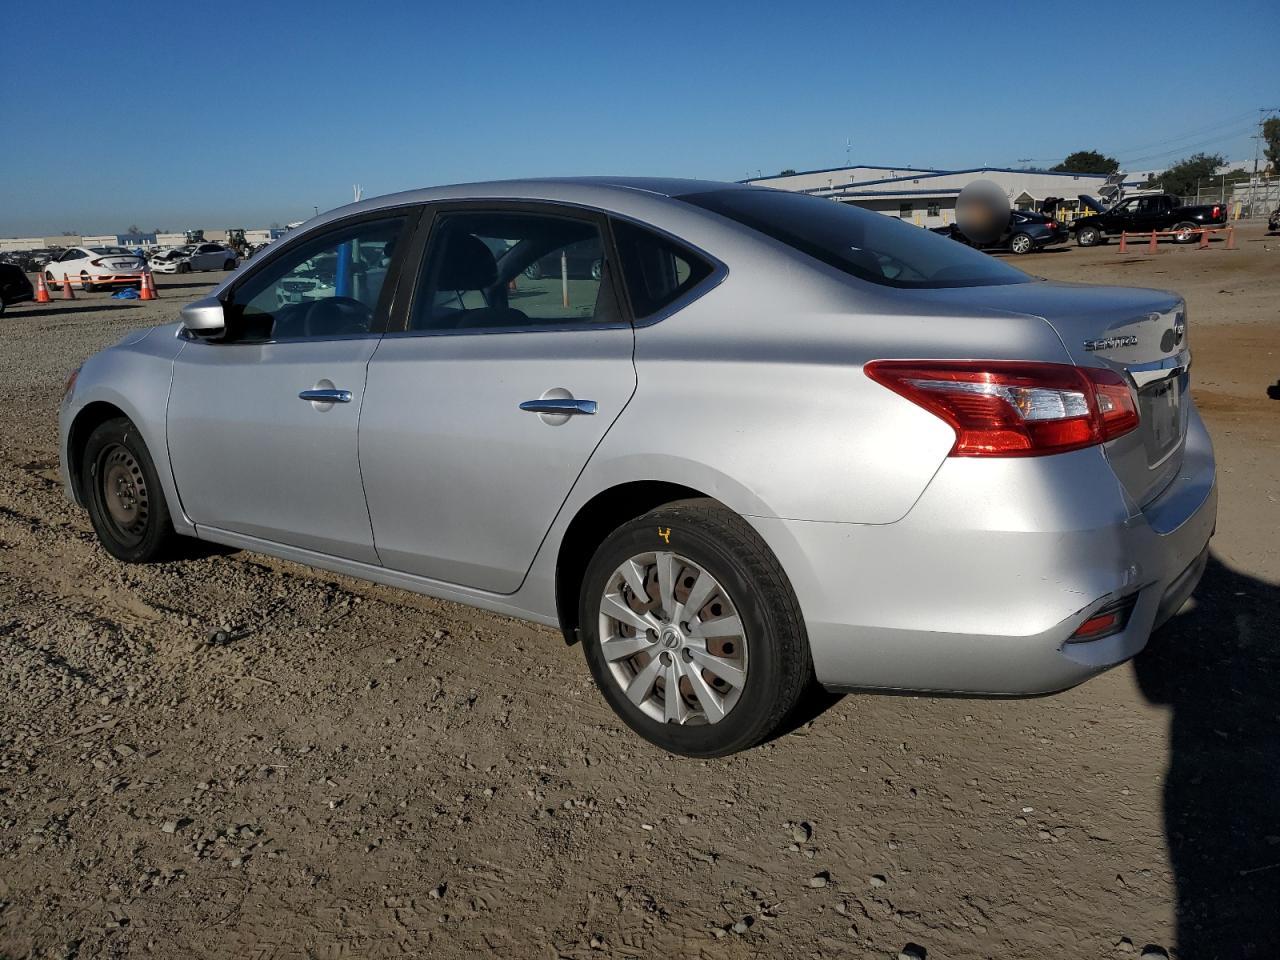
left=846, top=137, right=852, bottom=167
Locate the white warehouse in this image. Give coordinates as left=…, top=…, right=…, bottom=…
left=745, top=164, right=1159, bottom=227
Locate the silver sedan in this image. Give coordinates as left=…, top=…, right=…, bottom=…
left=58, top=178, right=1216, bottom=756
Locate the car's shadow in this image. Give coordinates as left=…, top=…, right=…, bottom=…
left=1132, top=553, right=1280, bottom=956
left=4, top=303, right=144, bottom=318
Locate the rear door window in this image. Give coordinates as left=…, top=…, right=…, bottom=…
left=408, top=209, right=621, bottom=332
left=611, top=219, right=715, bottom=319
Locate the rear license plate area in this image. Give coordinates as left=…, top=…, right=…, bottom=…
left=1140, top=376, right=1182, bottom=462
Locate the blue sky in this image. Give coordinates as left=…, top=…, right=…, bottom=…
left=2, top=0, right=1276, bottom=236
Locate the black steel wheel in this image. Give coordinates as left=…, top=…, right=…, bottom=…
left=82, top=417, right=176, bottom=562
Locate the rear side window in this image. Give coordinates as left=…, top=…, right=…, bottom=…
left=611, top=219, right=714, bottom=319
left=681, top=188, right=1031, bottom=289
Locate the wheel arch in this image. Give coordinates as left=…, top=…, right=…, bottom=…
left=554, top=480, right=716, bottom=644
left=67, top=400, right=131, bottom=503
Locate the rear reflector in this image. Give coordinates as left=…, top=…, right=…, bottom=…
left=1068, top=595, right=1137, bottom=642
left=864, top=360, right=1139, bottom=457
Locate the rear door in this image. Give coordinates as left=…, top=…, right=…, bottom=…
left=359, top=202, right=636, bottom=593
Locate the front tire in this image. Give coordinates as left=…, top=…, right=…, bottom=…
left=1077, top=225, right=1103, bottom=247
left=578, top=499, right=812, bottom=757
left=178, top=262, right=191, bottom=274
left=1009, top=233, right=1034, bottom=255
left=82, top=417, right=176, bottom=562
left=1172, top=222, right=1198, bottom=244
left=223, top=258, right=237, bottom=271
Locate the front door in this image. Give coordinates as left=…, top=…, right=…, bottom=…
left=359, top=204, right=636, bottom=593
left=167, top=213, right=414, bottom=562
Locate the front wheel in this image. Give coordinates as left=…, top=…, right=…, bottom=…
left=1076, top=225, right=1103, bottom=247
left=178, top=262, right=191, bottom=274
left=223, top=258, right=237, bottom=270
left=1009, top=233, right=1034, bottom=255
left=82, top=417, right=177, bottom=562
left=1172, top=222, right=1198, bottom=244
left=578, top=499, right=812, bottom=757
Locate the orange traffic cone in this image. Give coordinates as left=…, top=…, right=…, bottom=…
left=139, top=272, right=156, bottom=300
left=34, top=273, right=51, bottom=303
left=1118, top=231, right=1127, bottom=253
left=61, top=273, right=76, bottom=300
left=1148, top=230, right=1158, bottom=254
left=1226, top=226, right=1237, bottom=251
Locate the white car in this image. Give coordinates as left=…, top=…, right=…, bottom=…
left=185, top=243, right=239, bottom=273
left=43, top=246, right=148, bottom=291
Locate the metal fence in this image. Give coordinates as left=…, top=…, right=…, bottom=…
left=1178, top=176, right=1277, bottom=219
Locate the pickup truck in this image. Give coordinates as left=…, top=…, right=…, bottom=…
left=1072, top=193, right=1227, bottom=246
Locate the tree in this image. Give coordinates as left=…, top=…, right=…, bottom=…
left=777, top=169, right=797, bottom=177
left=1264, top=117, right=1280, bottom=173
left=124, top=224, right=141, bottom=236
left=1051, top=150, right=1119, bottom=175
left=1146, top=153, right=1239, bottom=197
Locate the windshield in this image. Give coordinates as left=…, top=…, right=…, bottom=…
left=89, top=246, right=135, bottom=256
left=681, top=188, right=1031, bottom=289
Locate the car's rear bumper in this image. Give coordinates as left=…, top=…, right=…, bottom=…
left=749, top=404, right=1217, bottom=696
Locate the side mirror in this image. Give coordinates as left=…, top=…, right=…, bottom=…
left=180, top=296, right=226, bottom=338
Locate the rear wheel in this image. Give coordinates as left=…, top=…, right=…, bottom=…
left=1077, top=225, right=1103, bottom=247
left=578, top=499, right=812, bottom=757
left=1009, top=233, right=1034, bottom=255
left=82, top=417, right=176, bottom=562
left=1172, top=222, right=1198, bottom=244
left=80, top=271, right=96, bottom=292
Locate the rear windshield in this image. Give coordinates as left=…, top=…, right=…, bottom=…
left=681, top=188, right=1031, bottom=289
left=88, top=246, right=135, bottom=256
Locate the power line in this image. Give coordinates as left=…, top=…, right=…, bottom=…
left=1120, top=125, right=1257, bottom=166
left=1108, top=109, right=1258, bottom=158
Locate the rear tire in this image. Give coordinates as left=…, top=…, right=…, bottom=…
left=80, top=271, right=96, bottom=292
left=578, top=499, right=812, bottom=757
left=1077, top=225, right=1103, bottom=247
left=1172, top=222, right=1198, bottom=244
left=82, top=417, right=177, bottom=563
left=1009, top=233, right=1034, bottom=255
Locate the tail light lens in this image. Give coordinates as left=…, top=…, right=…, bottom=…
left=1048, top=221, right=1057, bottom=229
left=90, top=258, right=105, bottom=266
left=865, top=360, right=1139, bottom=457
left=1212, top=206, right=1221, bottom=219
left=1068, top=594, right=1137, bottom=642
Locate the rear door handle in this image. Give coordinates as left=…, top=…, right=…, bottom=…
left=519, top=398, right=597, bottom=416
left=299, top=388, right=352, bottom=403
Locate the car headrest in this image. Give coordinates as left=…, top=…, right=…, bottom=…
left=436, top=233, right=497, bottom=291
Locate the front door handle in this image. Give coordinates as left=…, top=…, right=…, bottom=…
left=299, top=388, right=352, bottom=403
left=519, top=398, right=597, bottom=416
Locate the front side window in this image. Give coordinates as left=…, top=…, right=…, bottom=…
left=409, top=210, right=618, bottom=332
left=611, top=218, right=714, bottom=319
left=681, top=188, right=1031, bottom=289
left=225, top=216, right=405, bottom=341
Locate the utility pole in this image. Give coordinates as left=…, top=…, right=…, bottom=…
left=1251, top=107, right=1279, bottom=215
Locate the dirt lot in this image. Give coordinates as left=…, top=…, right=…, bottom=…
left=1, top=227, right=1277, bottom=960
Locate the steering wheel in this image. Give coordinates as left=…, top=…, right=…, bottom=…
left=302, top=297, right=372, bottom=338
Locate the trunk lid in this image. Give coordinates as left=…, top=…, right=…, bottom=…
left=906, top=280, right=1190, bottom=507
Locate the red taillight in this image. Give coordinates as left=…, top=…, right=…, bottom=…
left=1048, top=221, right=1057, bottom=229
left=864, top=360, right=1139, bottom=457
left=1212, top=206, right=1221, bottom=219
left=1068, top=595, right=1137, bottom=642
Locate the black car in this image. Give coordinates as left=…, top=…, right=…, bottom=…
left=1071, top=193, right=1227, bottom=246
left=931, top=210, right=1068, bottom=255
left=1268, top=206, right=1280, bottom=234
left=0, top=262, right=35, bottom=315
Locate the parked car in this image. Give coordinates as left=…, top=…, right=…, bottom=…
left=1071, top=193, right=1227, bottom=246
left=59, top=178, right=1216, bottom=757
left=1268, top=205, right=1280, bottom=233
left=0, top=262, right=35, bottom=314
left=931, top=210, right=1068, bottom=254
left=2, top=249, right=52, bottom=274
left=186, top=242, right=239, bottom=272
left=43, top=246, right=147, bottom=291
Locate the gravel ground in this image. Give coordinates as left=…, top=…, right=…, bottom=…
left=1, top=228, right=1278, bottom=960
